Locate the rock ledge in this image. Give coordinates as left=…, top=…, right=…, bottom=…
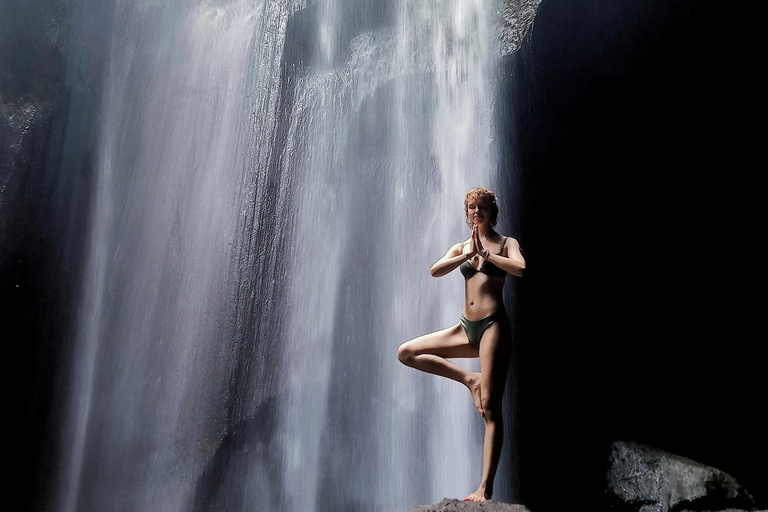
left=408, top=498, right=531, bottom=512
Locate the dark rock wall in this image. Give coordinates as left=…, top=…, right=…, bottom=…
left=1, top=2, right=103, bottom=511
left=499, top=0, right=763, bottom=510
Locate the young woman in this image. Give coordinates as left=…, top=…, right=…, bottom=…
left=397, top=186, right=525, bottom=502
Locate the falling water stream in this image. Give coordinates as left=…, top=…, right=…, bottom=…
left=55, top=0, right=536, bottom=510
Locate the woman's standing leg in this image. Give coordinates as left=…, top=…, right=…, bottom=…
left=464, top=321, right=512, bottom=501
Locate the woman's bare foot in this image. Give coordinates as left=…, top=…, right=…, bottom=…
left=463, top=486, right=490, bottom=502
left=466, top=372, right=484, bottom=416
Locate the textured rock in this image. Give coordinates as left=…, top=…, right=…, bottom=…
left=408, top=498, right=531, bottom=512
left=496, top=0, right=543, bottom=56
left=0, top=100, right=57, bottom=259
left=606, top=441, right=757, bottom=512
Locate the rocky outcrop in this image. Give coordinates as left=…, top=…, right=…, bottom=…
left=606, top=441, right=759, bottom=512
left=409, top=498, right=531, bottom=512
left=497, top=0, right=543, bottom=56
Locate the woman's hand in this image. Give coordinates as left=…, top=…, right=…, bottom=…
left=472, top=226, right=488, bottom=259
left=465, top=227, right=479, bottom=259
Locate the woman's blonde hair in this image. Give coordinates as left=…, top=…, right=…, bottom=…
left=464, top=187, right=499, bottom=228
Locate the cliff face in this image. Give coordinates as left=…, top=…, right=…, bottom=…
left=1, top=3, right=90, bottom=511
left=1, top=102, right=56, bottom=248
left=1, top=0, right=70, bottom=254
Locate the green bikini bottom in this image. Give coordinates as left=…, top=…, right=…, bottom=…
left=460, top=312, right=508, bottom=348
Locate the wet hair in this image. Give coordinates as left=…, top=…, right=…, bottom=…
left=464, top=187, right=499, bottom=228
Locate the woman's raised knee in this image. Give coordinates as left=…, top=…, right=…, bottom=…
left=397, top=342, right=414, bottom=365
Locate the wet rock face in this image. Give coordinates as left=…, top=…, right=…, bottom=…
left=1, top=0, right=71, bottom=249
left=606, top=441, right=758, bottom=512
left=409, top=498, right=531, bottom=512
left=497, top=0, right=542, bottom=56
left=0, top=101, right=57, bottom=269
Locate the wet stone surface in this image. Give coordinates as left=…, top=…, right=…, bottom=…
left=408, top=498, right=532, bottom=512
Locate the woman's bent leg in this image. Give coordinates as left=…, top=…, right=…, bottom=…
left=464, top=322, right=512, bottom=502
left=397, top=324, right=483, bottom=413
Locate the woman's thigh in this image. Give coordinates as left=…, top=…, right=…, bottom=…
left=401, top=323, right=479, bottom=359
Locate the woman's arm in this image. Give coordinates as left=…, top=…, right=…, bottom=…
left=430, top=242, right=473, bottom=277
left=484, top=237, right=526, bottom=277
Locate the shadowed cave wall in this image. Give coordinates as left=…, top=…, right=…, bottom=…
left=499, top=0, right=764, bottom=509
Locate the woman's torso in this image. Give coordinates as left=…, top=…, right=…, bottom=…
left=460, top=236, right=507, bottom=320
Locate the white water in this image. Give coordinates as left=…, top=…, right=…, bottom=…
left=278, top=0, right=497, bottom=509
left=56, top=0, right=513, bottom=510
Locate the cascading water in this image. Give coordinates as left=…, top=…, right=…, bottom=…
left=278, top=1, right=497, bottom=509
left=58, top=3, right=288, bottom=511
left=55, top=0, right=537, bottom=510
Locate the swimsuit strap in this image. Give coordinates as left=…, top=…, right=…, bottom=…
left=498, top=236, right=507, bottom=254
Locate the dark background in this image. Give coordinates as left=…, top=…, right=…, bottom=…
left=501, top=0, right=764, bottom=509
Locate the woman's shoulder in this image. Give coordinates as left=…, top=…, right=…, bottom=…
left=498, top=234, right=521, bottom=252
left=500, top=235, right=520, bottom=245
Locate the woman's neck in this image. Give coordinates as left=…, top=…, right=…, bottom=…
left=476, top=225, right=495, bottom=239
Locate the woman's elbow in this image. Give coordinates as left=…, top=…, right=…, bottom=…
left=430, top=262, right=447, bottom=277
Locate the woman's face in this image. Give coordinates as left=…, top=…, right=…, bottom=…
left=466, top=196, right=493, bottom=226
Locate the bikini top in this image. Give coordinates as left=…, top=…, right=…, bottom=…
left=460, top=237, right=508, bottom=279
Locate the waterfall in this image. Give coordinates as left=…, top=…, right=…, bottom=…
left=278, top=0, right=496, bottom=509
left=54, top=0, right=532, bottom=510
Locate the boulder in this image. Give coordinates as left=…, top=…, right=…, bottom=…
left=606, top=441, right=758, bottom=512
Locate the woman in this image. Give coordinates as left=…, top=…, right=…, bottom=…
left=397, top=186, right=525, bottom=502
